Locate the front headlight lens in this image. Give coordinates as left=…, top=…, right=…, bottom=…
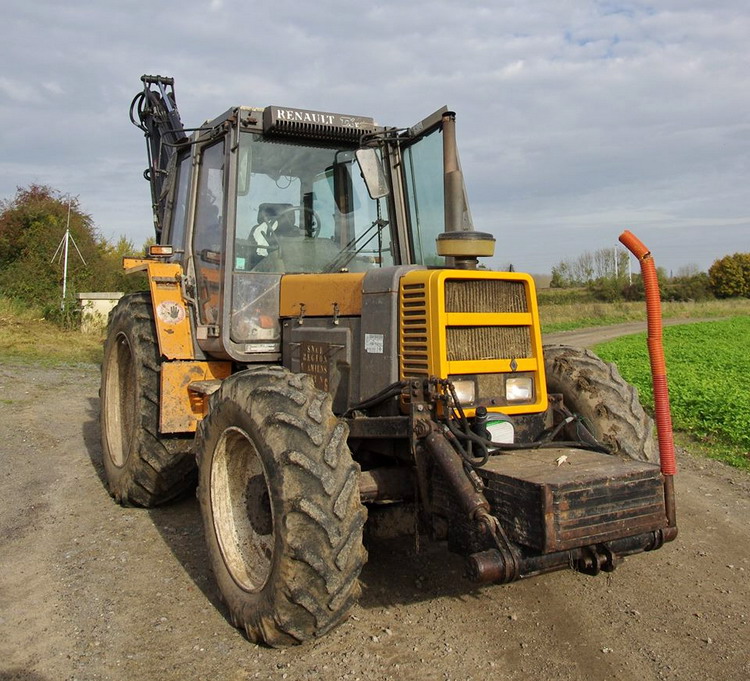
left=505, top=376, right=533, bottom=402
left=451, top=379, right=476, bottom=405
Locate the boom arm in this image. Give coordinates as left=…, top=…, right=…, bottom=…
left=129, top=75, right=188, bottom=238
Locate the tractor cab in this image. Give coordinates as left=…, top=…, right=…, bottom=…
left=159, top=102, right=472, bottom=362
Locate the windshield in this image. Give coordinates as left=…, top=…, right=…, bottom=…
left=234, top=132, right=393, bottom=274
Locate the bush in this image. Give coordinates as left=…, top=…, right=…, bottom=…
left=661, top=272, right=714, bottom=302
left=709, top=253, right=750, bottom=298
left=41, top=301, right=83, bottom=330
left=590, top=278, right=623, bottom=302
left=0, top=185, right=149, bottom=311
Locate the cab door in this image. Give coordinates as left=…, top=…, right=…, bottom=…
left=192, top=138, right=227, bottom=336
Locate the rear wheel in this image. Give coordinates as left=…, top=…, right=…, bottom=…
left=196, top=367, right=367, bottom=646
left=100, top=292, right=196, bottom=506
left=543, top=344, right=658, bottom=463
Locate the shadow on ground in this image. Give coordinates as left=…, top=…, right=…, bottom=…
left=81, top=393, right=223, bottom=614
left=81, top=392, right=487, bottom=627
left=0, top=671, right=51, bottom=681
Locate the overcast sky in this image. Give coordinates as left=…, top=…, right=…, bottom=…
left=1, top=0, right=748, bottom=275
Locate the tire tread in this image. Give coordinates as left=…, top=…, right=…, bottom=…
left=195, top=367, right=367, bottom=646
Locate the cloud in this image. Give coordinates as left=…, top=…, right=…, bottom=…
left=0, top=0, right=748, bottom=274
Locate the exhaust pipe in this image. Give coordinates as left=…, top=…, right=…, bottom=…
left=436, top=111, right=496, bottom=269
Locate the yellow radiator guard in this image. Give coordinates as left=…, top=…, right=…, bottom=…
left=399, top=268, right=547, bottom=416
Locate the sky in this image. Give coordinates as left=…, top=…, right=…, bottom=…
left=1, top=0, right=748, bottom=276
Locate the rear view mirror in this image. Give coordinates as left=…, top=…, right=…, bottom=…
left=356, top=148, right=389, bottom=199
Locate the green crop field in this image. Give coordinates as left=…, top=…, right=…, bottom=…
left=594, top=317, right=750, bottom=470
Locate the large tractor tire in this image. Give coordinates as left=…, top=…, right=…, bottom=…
left=100, top=292, right=196, bottom=506
left=195, top=367, right=367, bottom=647
left=543, top=344, right=658, bottom=463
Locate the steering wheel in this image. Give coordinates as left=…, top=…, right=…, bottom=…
left=276, top=206, right=323, bottom=238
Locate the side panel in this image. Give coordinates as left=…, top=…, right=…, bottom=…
left=279, top=272, right=366, bottom=317
left=279, top=268, right=422, bottom=411
left=123, top=258, right=194, bottom=360
left=359, top=266, right=424, bottom=404
left=282, top=320, right=359, bottom=415
left=160, top=361, right=232, bottom=433
left=279, top=271, right=364, bottom=414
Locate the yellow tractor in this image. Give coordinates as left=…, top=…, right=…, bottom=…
left=100, top=75, right=676, bottom=646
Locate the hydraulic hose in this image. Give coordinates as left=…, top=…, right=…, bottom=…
left=618, top=231, right=677, bottom=477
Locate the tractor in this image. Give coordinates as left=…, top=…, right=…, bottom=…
left=100, top=75, right=676, bottom=646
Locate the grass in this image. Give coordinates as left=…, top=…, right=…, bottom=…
left=594, top=317, right=750, bottom=471
left=539, top=297, right=750, bottom=333
left=0, top=297, right=103, bottom=365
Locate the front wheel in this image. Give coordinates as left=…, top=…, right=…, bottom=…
left=543, top=344, right=658, bottom=463
left=196, top=367, right=367, bottom=646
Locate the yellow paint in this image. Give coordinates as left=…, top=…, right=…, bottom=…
left=160, top=361, right=232, bottom=433
left=122, top=258, right=194, bottom=360
left=279, top=272, right=366, bottom=317
left=399, top=268, right=548, bottom=416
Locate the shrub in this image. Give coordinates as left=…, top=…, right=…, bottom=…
left=661, top=272, right=714, bottom=302
left=708, top=253, right=750, bottom=298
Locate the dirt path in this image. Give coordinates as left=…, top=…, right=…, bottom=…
left=543, top=317, right=718, bottom=348
left=1, top=360, right=749, bottom=681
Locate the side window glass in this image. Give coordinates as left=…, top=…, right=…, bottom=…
left=402, top=128, right=445, bottom=266
left=167, top=154, right=191, bottom=253
left=193, top=141, right=225, bottom=324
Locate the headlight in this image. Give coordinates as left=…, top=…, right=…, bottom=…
left=505, top=376, right=533, bottom=402
left=451, top=379, right=476, bottom=405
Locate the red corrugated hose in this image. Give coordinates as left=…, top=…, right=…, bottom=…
left=618, top=230, right=677, bottom=478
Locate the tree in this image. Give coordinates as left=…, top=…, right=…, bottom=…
left=550, top=261, right=572, bottom=288
left=709, top=253, right=750, bottom=298
left=676, top=263, right=700, bottom=278
left=0, top=185, right=101, bottom=306
left=550, top=247, right=628, bottom=288
left=0, top=184, right=147, bottom=312
left=97, top=235, right=149, bottom=295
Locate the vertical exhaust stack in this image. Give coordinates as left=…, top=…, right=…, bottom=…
left=442, top=111, right=468, bottom=234
left=436, top=111, right=495, bottom=269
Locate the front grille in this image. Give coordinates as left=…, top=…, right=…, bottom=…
left=400, top=283, right=429, bottom=377
left=445, top=279, right=527, bottom=313
left=446, top=326, right=532, bottom=361
left=398, top=271, right=546, bottom=414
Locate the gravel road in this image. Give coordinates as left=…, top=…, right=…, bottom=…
left=543, top=318, right=715, bottom=348
left=1, top=334, right=749, bottom=680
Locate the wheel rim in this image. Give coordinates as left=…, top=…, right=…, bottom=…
left=211, top=427, right=275, bottom=592
left=103, top=332, right=137, bottom=467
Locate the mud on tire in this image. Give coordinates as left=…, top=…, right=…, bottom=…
left=100, top=292, right=196, bottom=506
left=544, top=344, right=658, bottom=463
left=195, top=367, right=367, bottom=647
